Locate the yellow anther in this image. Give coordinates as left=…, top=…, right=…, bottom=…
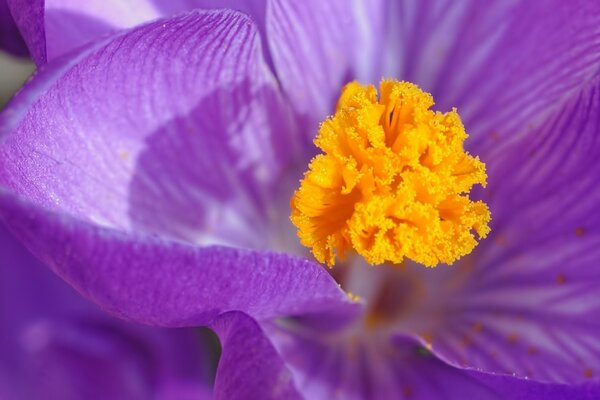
left=346, top=292, right=361, bottom=302
left=290, top=80, right=490, bottom=267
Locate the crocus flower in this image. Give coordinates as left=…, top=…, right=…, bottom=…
left=2, top=0, right=600, bottom=399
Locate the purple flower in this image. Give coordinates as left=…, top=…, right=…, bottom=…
left=2, top=0, right=600, bottom=398
left=0, top=224, right=213, bottom=399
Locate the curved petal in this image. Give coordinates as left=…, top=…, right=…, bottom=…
left=266, top=0, right=387, bottom=139
left=0, top=0, right=28, bottom=57
left=7, top=0, right=271, bottom=66
left=264, top=321, right=502, bottom=400
left=382, top=0, right=600, bottom=149
left=0, top=190, right=354, bottom=326
left=0, top=9, right=299, bottom=248
left=211, top=312, right=302, bottom=400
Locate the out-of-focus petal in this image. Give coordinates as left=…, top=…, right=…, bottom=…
left=267, top=0, right=387, bottom=139
left=158, top=384, right=213, bottom=400
left=264, top=321, right=502, bottom=400
left=0, top=0, right=28, bottom=57
left=0, top=222, right=87, bottom=389
left=382, top=0, right=600, bottom=149
left=7, top=0, right=270, bottom=66
left=211, top=312, right=302, bottom=400
left=20, top=319, right=209, bottom=400
left=471, top=371, right=600, bottom=400
left=0, top=223, right=212, bottom=399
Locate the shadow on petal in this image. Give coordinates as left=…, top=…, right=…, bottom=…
left=128, top=82, right=300, bottom=249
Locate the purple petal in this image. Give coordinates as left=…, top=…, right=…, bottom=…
left=211, top=312, right=302, bottom=400
left=20, top=319, right=210, bottom=400
left=7, top=0, right=158, bottom=65
left=8, top=0, right=164, bottom=65
left=5, top=0, right=44, bottom=63
left=1, top=9, right=299, bottom=249
left=264, top=320, right=502, bottom=400
left=159, top=383, right=213, bottom=400
left=155, top=1, right=268, bottom=52
left=0, top=222, right=87, bottom=379
left=0, top=0, right=28, bottom=57
left=382, top=0, right=600, bottom=148
left=367, top=1, right=600, bottom=384
left=267, top=0, right=386, bottom=138
left=0, top=223, right=212, bottom=399
left=430, top=77, right=600, bottom=384
left=472, top=372, right=600, bottom=400
left=0, top=190, right=352, bottom=326
left=8, top=0, right=270, bottom=66
left=338, top=181, right=600, bottom=386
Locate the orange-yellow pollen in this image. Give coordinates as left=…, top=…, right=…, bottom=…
left=290, top=80, right=491, bottom=267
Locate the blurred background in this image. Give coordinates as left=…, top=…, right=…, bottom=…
left=0, top=51, right=34, bottom=108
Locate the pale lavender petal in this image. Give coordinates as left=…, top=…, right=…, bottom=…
left=211, top=312, right=302, bottom=400
left=0, top=0, right=28, bottom=57
left=267, top=0, right=387, bottom=138
left=382, top=0, right=600, bottom=149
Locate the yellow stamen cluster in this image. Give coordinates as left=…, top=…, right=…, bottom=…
left=290, top=80, right=490, bottom=267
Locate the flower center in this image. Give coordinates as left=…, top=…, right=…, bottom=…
left=290, top=80, right=490, bottom=267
